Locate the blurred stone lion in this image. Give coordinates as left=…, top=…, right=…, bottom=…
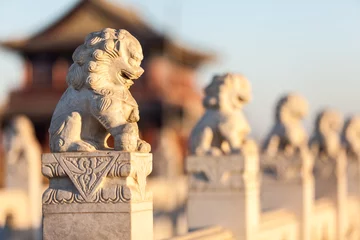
left=262, top=93, right=309, bottom=157
left=189, top=73, right=254, bottom=156
left=309, top=109, right=343, bottom=177
left=309, top=109, right=343, bottom=160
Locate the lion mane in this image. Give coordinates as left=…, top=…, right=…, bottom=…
left=66, top=28, right=142, bottom=91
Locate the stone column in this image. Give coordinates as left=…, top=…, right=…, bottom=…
left=261, top=149, right=314, bottom=240
left=186, top=145, right=259, bottom=240
left=335, top=150, right=348, bottom=240
left=299, top=151, right=314, bottom=240
left=42, top=151, right=153, bottom=240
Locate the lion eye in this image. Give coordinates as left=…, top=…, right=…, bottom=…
left=129, top=58, right=140, bottom=67
left=132, top=55, right=139, bottom=61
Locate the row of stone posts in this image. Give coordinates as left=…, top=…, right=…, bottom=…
left=39, top=28, right=357, bottom=240
left=185, top=88, right=352, bottom=239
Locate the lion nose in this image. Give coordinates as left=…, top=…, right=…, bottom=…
left=136, top=67, right=144, bottom=78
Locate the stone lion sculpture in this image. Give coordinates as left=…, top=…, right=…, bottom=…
left=49, top=28, right=150, bottom=153
left=309, top=109, right=343, bottom=160
left=3, top=115, right=42, bottom=232
left=4, top=115, right=41, bottom=184
left=309, top=110, right=343, bottom=178
left=262, top=93, right=311, bottom=180
left=189, top=73, right=254, bottom=156
left=342, top=116, right=360, bottom=160
left=262, top=93, right=309, bottom=157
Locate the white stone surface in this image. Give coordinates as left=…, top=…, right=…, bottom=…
left=169, top=226, right=235, bottom=240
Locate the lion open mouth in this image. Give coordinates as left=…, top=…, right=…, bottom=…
left=238, top=96, right=245, bottom=102
left=121, top=69, right=137, bottom=80
left=119, top=69, right=138, bottom=87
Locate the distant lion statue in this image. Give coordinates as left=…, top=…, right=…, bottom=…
left=189, top=73, right=254, bottom=156
left=3, top=115, right=42, bottom=232
left=309, top=110, right=343, bottom=177
left=262, top=93, right=311, bottom=179
left=49, top=28, right=150, bottom=153
left=262, top=93, right=309, bottom=157
left=309, top=109, right=343, bottom=160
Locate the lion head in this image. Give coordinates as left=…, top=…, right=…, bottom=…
left=203, top=73, right=251, bottom=113
left=262, top=93, right=308, bottom=157
left=5, top=115, right=37, bottom=143
left=275, top=93, right=308, bottom=125
left=309, top=109, right=343, bottom=159
left=342, top=116, right=360, bottom=159
left=314, top=110, right=343, bottom=136
left=66, top=28, right=144, bottom=91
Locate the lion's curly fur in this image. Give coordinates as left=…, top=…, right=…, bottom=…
left=66, top=28, right=141, bottom=91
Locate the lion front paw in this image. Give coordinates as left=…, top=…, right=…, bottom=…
left=137, top=139, right=151, bottom=153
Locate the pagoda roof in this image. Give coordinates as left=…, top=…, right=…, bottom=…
left=1, top=0, right=214, bottom=67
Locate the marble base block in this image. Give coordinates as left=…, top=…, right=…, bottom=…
left=186, top=154, right=259, bottom=240
left=187, top=192, right=247, bottom=238
left=42, top=151, right=153, bottom=240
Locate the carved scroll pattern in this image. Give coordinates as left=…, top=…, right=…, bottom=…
left=43, top=186, right=131, bottom=204
left=42, top=153, right=152, bottom=204
left=261, top=149, right=313, bottom=180
left=42, top=162, right=66, bottom=177
left=129, top=155, right=152, bottom=199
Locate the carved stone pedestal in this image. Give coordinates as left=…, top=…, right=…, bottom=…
left=42, top=151, right=153, bottom=240
left=261, top=151, right=314, bottom=240
left=186, top=153, right=259, bottom=240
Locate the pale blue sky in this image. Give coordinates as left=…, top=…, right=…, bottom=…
left=0, top=0, right=359, bottom=138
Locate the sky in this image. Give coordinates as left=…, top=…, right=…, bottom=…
left=0, top=0, right=359, bottom=139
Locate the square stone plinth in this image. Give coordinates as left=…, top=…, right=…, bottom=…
left=187, top=192, right=249, bottom=239
left=186, top=154, right=259, bottom=240
left=42, top=151, right=153, bottom=240
left=43, top=202, right=153, bottom=240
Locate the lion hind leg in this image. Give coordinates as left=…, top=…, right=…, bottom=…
left=67, top=141, right=97, bottom=152
left=50, top=112, right=97, bottom=152
left=194, top=127, right=220, bottom=156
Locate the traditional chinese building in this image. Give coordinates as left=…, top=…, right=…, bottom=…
left=0, top=0, right=213, bottom=178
